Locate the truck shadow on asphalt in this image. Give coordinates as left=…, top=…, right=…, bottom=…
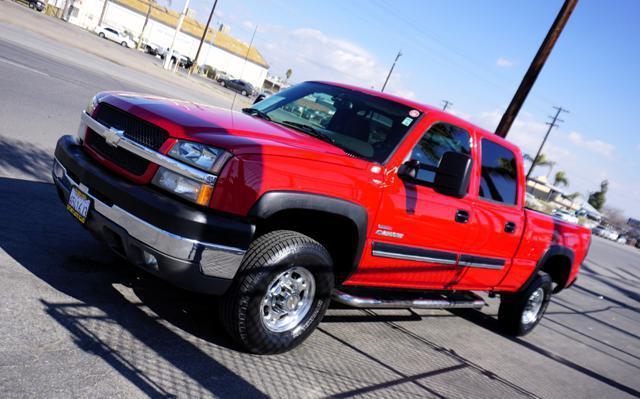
left=2, top=173, right=639, bottom=398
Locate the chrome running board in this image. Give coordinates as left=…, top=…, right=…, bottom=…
left=332, top=289, right=486, bottom=309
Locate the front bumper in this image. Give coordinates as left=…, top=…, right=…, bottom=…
left=53, top=135, right=253, bottom=295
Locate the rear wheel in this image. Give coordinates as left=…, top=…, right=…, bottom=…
left=498, top=272, right=552, bottom=336
left=220, top=230, right=334, bottom=354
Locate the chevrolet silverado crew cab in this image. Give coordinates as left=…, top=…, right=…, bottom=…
left=52, top=82, right=591, bottom=354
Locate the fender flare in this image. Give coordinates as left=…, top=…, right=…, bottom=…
left=249, top=191, right=368, bottom=279
left=523, top=245, right=575, bottom=293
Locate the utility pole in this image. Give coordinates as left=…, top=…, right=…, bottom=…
left=189, top=0, right=218, bottom=76
left=163, top=0, right=191, bottom=70
left=137, top=2, right=153, bottom=50
left=98, top=0, right=109, bottom=26
left=441, top=100, right=452, bottom=112
left=526, top=106, right=568, bottom=180
left=495, top=0, right=577, bottom=138
left=381, top=50, right=402, bottom=92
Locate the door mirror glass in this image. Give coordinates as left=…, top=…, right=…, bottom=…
left=433, top=151, right=472, bottom=198
left=399, top=152, right=472, bottom=198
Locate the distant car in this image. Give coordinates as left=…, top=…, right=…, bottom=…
left=159, top=49, right=192, bottom=68
left=553, top=209, right=579, bottom=224
left=143, top=41, right=162, bottom=56
left=96, top=26, right=136, bottom=48
left=617, top=236, right=627, bottom=245
left=220, top=79, right=254, bottom=96
left=27, top=0, right=46, bottom=11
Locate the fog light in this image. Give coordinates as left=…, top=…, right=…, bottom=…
left=53, top=160, right=65, bottom=180
left=152, top=167, right=214, bottom=206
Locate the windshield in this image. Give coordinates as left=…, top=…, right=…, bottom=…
left=251, top=82, right=421, bottom=163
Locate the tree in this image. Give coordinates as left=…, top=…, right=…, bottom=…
left=525, top=153, right=554, bottom=178
left=588, top=179, right=608, bottom=211
left=285, top=68, right=293, bottom=82
left=553, top=171, right=569, bottom=187
left=602, top=206, right=627, bottom=231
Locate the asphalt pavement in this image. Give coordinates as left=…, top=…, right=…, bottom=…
left=1, top=3, right=639, bottom=398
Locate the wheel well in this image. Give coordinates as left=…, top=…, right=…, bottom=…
left=254, top=209, right=359, bottom=284
left=540, top=255, right=572, bottom=293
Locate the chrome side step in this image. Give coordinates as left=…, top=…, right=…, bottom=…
left=332, top=289, right=486, bottom=309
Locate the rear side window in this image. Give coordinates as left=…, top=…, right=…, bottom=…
left=409, top=122, right=471, bottom=183
left=479, top=139, right=518, bottom=205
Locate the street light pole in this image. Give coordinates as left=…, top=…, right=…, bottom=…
left=163, top=0, right=191, bottom=70
left=189, top=0, right=218, bottom=76
left=381, top=50, right=402, bottom=92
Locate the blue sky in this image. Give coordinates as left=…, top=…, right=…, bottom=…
left=175, top=0, right=639, bottom=218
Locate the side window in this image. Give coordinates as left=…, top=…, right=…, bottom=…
left=479, top=139, right=518, bottom=205
left=409, top=123, right=471, bottom=184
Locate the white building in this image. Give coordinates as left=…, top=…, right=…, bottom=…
left=65, top=0, right=269, bottom=88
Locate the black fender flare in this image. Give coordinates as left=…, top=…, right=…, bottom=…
left=522, top=245, right=575, bottom=294
left=248, top=191, right=368, bottom=279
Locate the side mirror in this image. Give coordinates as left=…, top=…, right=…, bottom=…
left=433, top=152, right=473, bottom=198
left=253, top=94, right=267, bottom=104
left=398, top=152, right=472, bottom=198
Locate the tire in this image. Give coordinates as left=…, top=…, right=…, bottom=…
left=498, top=271, right=552, bottom=336
left=29, top=3, right=35, bottom=9
left=220, top=230, right=334, bottom=354
left=241, top=90, right=247, bottom=96
left=98, top=33, right=105, bottom=38
left=121, top=41, right=128, bottom=48
left=220, top=81, right=226, bottom=87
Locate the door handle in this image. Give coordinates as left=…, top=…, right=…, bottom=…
left=505, top=222, right=516, bottom=233
left=455, top=209, right=469, bottom=224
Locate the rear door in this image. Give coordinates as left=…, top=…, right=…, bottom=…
left=453, top=137, right=525, bottom=289
left=361, top=121, right=476, bottom=289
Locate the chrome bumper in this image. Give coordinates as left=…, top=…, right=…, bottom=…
left=53, top=157, right=246, bottom=280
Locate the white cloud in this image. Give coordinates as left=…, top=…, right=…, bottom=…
left=496, top=57, right=514, bottom=67
left=567, top=131, right=615, bottom=158
left=252, top=27, right=414, bottom=96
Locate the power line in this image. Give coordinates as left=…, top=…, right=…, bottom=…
left=441, top=100, right=452, bottom=112
left=526, top=106, right=569, bottom=180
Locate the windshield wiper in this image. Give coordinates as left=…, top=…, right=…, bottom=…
left=279, top=120, right=335, bottom=144
left=242, top=108, right=271, bottom=121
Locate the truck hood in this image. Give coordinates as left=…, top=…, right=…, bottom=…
left=98, top=92, right=369, bottom=169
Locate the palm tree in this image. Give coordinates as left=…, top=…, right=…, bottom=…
left=525, top=153, right=554, bottom=178
left=553, top=171, right=569, bottom=187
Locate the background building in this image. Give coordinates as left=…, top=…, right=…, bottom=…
left=61, top=0, right=269, bottom=88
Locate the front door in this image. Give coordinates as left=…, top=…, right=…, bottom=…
left=351, top=121, right=475, bottom=289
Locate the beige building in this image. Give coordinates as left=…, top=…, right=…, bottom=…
left=61, top=0, right=269, bottom=88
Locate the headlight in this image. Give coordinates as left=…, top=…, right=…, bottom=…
left=167, top=140, right=231, bottom=173
left=152, top=168, right=214, bottom=206
left=86, top=95, right=99, bottom=115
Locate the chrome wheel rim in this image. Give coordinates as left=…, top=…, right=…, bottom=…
left=261, top=267, right=316, bottom=333
left=522, top=288, right=544, bottom=325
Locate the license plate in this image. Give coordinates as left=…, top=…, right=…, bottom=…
left=67, top=187, right=91, bottom=224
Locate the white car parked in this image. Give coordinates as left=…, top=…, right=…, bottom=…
left=96, top=26, right=136, bottom=48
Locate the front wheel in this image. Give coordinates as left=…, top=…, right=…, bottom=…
left=220, top=81, right=226, bottom=87
left=220, top=230, right=334, bottom=354
left=498, top=271, right=552, bottom=336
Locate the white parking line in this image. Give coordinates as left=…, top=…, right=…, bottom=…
left=0, top=56, right=50, bottom=77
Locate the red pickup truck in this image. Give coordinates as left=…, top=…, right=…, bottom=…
left=52, top=81, right=590, bottom=354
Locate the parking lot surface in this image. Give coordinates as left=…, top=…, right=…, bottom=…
left=1, top=3, right=639, bottom=398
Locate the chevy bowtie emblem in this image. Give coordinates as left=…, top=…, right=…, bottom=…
left=105, top=127, right=124, bottom=147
